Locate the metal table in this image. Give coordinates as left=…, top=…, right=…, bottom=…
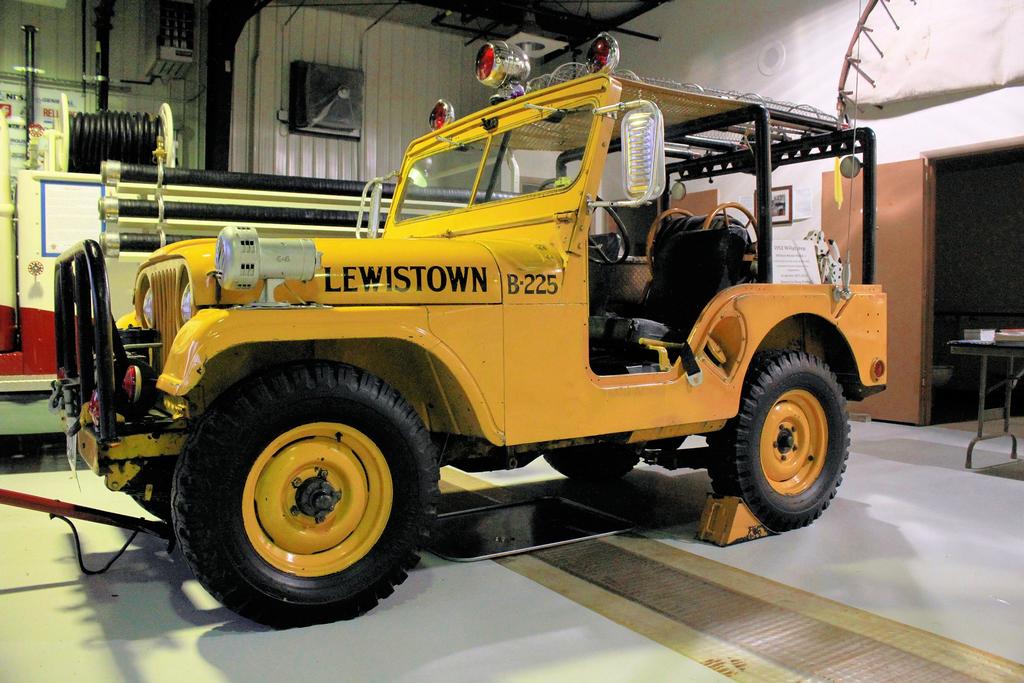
left=948, top=341, right=1024, bottom=469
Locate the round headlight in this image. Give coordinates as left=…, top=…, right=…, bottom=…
left=142, top=287, right=154, bottom=328
left=180, top=283, right=194, bottom=322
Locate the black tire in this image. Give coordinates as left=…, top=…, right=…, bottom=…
left=171, top=362, right=438, bottom=627
left=544, top=444, right=640, bottom=481
left=706, top=351, right=849, bottom=531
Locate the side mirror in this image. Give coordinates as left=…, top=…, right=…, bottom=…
left=589, top=100, right=666, bottom=210
left=620, top=102, right=665, bottom=203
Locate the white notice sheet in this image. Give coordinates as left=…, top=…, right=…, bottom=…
left=771, top=240, right=822, bottom=284
left=41, top=181, right=104, bottom=256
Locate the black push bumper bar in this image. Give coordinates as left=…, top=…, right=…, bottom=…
left=53, top=239, right=124, bottom=444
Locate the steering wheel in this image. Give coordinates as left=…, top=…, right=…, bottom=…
left=645, top=208, right=693, bottom=273
left=702, top=202, right=757, bottom=232
left=702, top=201, right=759, bottom=267
left=588, top=204, right=631, bottom=264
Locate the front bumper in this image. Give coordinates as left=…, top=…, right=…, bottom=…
left=75, top=423, right=186, bottom=492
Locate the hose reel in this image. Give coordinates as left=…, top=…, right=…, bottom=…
left=48, top=94, right=176, bottom=173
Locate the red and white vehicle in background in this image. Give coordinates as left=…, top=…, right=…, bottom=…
left=1, top=104, right=143, bottom=432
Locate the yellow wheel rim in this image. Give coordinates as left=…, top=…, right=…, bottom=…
left=242, top=422, right=393, bottom=577
left=759, top=389, right=828, bottom=496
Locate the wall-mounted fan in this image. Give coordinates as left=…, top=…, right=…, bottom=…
left=289, top=61, right=364, bottom=139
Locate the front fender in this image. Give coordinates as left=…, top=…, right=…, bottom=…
left=156, top=305, right=505, bottom=444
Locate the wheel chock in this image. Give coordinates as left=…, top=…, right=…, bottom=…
left=696, top=494, right=775, bottom=546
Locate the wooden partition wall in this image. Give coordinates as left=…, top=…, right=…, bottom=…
left=670, top=188, right=721, bottom=217
left=822, top=159, right=931, bottom=424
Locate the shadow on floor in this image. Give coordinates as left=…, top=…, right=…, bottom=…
left=0, top=434, right=74, bottom=474
left=854, top=437, right=1024, bottom=481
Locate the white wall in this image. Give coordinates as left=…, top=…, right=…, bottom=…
left=0, top=0, right=206, bottom=168
left=616, top=0, right=1024, bottom=237
left=230, top=6, right=488, bottom=181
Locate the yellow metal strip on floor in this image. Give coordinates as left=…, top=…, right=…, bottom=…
left=499, top=553, right=801, bottom=682
left=439, top=469, right=1024, bottom=683
left=600, top=535, right=1024, bottom=681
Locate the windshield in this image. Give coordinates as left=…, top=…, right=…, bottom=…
left=393, top=108, right=593, bottom=224
left=394, top=139, right=487, bottom=223
left=474, top=108, right=591, bottom=205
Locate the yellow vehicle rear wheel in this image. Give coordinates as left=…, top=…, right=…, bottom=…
left=707, top=351, right=849, bottom=531
left=171, top=362, right=439, bottom=627
left=758, top=389, right=828, bottom=496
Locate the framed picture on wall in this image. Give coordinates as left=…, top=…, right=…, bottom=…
left=771, top=185, right=793, bottom=224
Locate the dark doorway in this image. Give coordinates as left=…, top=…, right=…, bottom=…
left=930, top=147, right=1024, bottom=424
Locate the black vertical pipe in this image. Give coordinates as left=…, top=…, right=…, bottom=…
left=752, top=105, right=773, bottom=283
left=857, top=127, right=877, bottom=285
left=21, top=25, right=37, bottom=149
left=94, top=0, right=116, bottom=110
left=81, top=0, right=88, bottom=98
left=206, top=1, right=271, bottom=171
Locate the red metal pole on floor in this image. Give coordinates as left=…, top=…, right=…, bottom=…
left=0, top=488, right=171, bottom=540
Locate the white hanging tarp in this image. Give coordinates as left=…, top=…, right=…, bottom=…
left=854, top=0, right=1024, bottom=107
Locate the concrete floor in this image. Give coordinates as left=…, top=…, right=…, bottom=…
left=0, top=420, right=1022, bottom=682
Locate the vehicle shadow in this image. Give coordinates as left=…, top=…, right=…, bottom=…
left=38, top=462, right=933, bottom=682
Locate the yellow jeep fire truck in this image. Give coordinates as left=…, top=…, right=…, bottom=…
left=51, top=38, right=886, bottom=626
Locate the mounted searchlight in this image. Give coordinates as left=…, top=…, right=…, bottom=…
left=215, top=225, right=322, bottom=295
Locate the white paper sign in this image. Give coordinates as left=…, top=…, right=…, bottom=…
left=41, top=181, right=104, bottom=256
left=771, top=240, right=821, bottom=284
left=794, top=187, right=813, bottom=221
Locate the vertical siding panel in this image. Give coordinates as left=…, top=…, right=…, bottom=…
left=269, top=8, right=286, bottom=176
left=361, top=17, right=378, bottom=180
left=229, top=7, right=480, bottom=181
left=323, top=11, right=341, bottom=180
left=371, top=22, right=384, bottom=179
left=230, top=21, right=251, bottom=172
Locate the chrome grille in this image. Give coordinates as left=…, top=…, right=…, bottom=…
left=139, top=261, right=187, bottom=371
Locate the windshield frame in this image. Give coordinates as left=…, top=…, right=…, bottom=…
left=389, top=93, right=604, bottom=228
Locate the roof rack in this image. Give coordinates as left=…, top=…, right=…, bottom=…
left=532, top=64, right=841, bottom=157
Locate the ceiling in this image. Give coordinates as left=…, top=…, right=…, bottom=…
left=267, top=1, right=669, bottom=61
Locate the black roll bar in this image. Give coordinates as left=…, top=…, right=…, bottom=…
left=54, top=240, right=118, bottom=443
left=666, top=126, right=877, bottom=285
left=859, top=127, right=877, bottom=285
left=560, top=98, right=877, bottom=286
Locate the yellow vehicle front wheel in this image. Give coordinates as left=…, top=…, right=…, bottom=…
left=241, top=422, right=393, bottom=577
left=707, top=351, right=849, bottom=531
left=171, top=362, right=439, bottom=627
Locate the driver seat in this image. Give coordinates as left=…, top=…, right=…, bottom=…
left=643, top=213, right=753, bottom=335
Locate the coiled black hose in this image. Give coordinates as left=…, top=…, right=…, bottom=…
left=68, top=111, right=163, bottom=173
